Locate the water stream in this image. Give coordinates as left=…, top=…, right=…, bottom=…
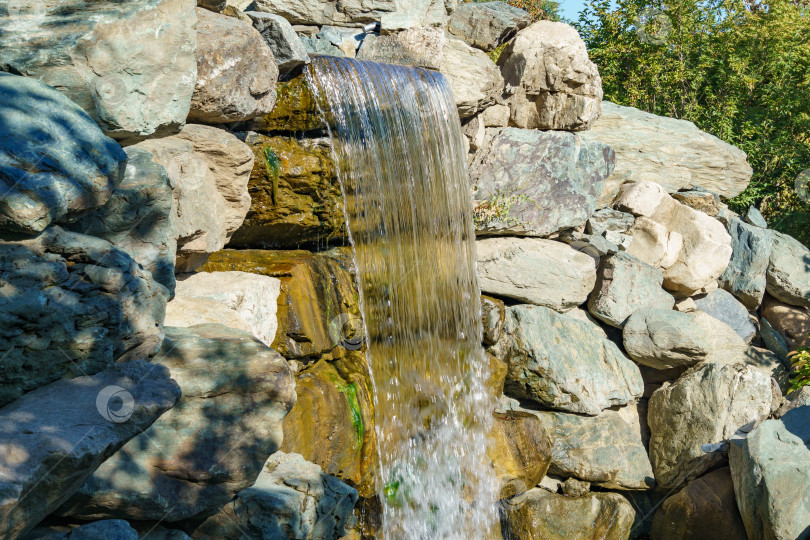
left=307, top=57, right=498, bottom=539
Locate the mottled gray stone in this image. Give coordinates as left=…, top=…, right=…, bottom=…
left=0, top=73, right=127, bottom=234
left=648, top=361, right=776, bottom=489
left=34, top=520, right=139, bottom=540
left=533, top=404, right=655, bottom=490
left=719, top=217, right=772, bottom=309
left=57, top=324, right=296, bottom=523
left=588, top=252, right=675, bottom=328
left=492, top=305, right=643, bottom=415
left=192, top=452, right=358, bottom=540
left=189, top=8, right=278, bottom=124
left=623, top=309, right=711, bottom=370
left=0, top=361, right=180, bottom=540
left=581, top=103, right=753, bottom=207
left=745, top=206, right=767, bottom=228
left=247, top=11, right=311, bottom=71
left=469, top=128, right=615, bottom=237
left=476, top=237, right=596, bottom=312
left=318, top=25, right=366, bottom=57
left=499, top=21, right=603, bottom=131
left=0, top=226, right=168, bottom=407
left=0, top=0, right=197, bottom=142
left=729, top=406, right=810, bottom=540
left=68, top=147, right=175, bottom=294
left=447, top=1, right=530, bottom=52
left=693, top=289, right=756, bottom=343
left=760, top=317, right=790, bottom=361
left=766, top=231, right=810, bottom=308
left=300, top=36, right=344, bottom=56
left=586, top=208, right=635, bottom=236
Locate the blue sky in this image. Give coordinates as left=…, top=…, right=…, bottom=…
left=559, top=0, right=589, bottom=22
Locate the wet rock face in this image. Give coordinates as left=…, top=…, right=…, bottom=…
left=469, top=127, right=615, bottom=237
left=228, top=133, right=346, bottom=249
left=0, top=0, right=197, bottom=142
left=281, top=358, right=378, bottom=498
left=200, top=248, right=360, bottom=359
left=189, top=8, right=279, bottom=124
left=0, top=361, right=181, bottom=540
left=0, top=73, right=127, bottom=235
left=487, top=411, right=552, bottom=500
left=499, top=489, right=636, bottom=540
left=499, top=21, right=603, bottom=131
left=0, top=226, right=168, bottom=407
left=57, top=324, right=296, bottom=523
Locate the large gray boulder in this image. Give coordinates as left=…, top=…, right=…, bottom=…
left=135, top=124, right=253, bottom=272
left=252, top=0, right=454, bottom=28
left=766, top=231, right=810, bottom=308
left=648, top=361, right=777, bottom=489
left=440, top=38, right=504, bottom=118
left=588, top=252, right=675, bottom=328
left=247, top=11, right=311, bottom=72
left=0, top=0, right=197, bottom=142
left=192, top=452, right=358, bottom=540
left=0, top=226, right=167, bottom=407
left=623, top=308, right=712, bottom=370
left=491, top=305, right=643, bottom=415
left=581, top=102, right=753, bottom=206
left=534, top=404, right=655, bottom=490
left=719, top=217, right=772, bottom=309
left=0, top=73, right=127, bottom=234
left=500, top=489, right=635, bottom=540
left=57, top=324, right=296, bottom=523
left=729, top=406, right=810, bottom=540
left=498, top=21, right=603, bottom=131
left=469, top=128, right=615, bottom=237
left=0, top=361, right=180, bottom=540
left=447, top=1, right=531, bottom=52
left=189, top=8, right=278, bottom=124
left=68, top=147, right=175, bottom=294
left=358, top=27, right=446, bottom=70
left=693, top=289, right=756, bottom=343
left=476, top=237, right=596, bottom=312
left=651, top=467, right=747, bottom=540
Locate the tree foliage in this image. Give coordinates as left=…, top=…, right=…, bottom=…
left=574, top=0, right=810, bottom=243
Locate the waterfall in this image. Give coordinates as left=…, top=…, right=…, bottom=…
left=307, top=57, right=498, bottom=539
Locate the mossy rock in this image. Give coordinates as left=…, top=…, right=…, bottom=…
left=245, top=73, right=324, bottom=133
left=200, top=248, right=359, bottom=359
left=281, top=358, right=378, bottom=498
left=228, top=133, right=347, bottom=249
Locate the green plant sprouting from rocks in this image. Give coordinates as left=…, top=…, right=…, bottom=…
left=263, top=147, right=281, bottom=206
left=789, top=335, right=810, bottom=392
left=472, top=192, right=530, bottom=229
left=337, top=381, right=364, bottom=453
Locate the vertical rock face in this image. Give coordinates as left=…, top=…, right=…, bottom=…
left=0, top=361, right=181, bottom=540
left=476, top=237, right=597, bottom=312
left=498, top=21, right=603, bottom=131
left=448, top=1, right=531, bottom=52
left=0, top=0, right=197, bottom=142
left=729, top=406, right=810, bottom=540
left=492, top=305, right=643, bottom=415
left=469, top=128, right=615, bottom=237
left=0, top=73, right=127, bottom=235
left=57, top=324, right=296, bottom=523
left=69, top=147, right=176, bottom=294
left=0, top=227, right=168, bottom=407
left=719, top=217, right=772, bottom=309
left=136, top=124, right=254, bottom=272
left=581, top=102, right=753, bottom=205
left=651, top=467, right=747, bottom=540
left=500, top=489, right=635, bottom=540
left=766, top=230, right=810, bottom=308
left=189, top=8, right=279, bottom=123
left=648, top=361, right=776, bottom=489
left=192, top=452, right=359, bottom=540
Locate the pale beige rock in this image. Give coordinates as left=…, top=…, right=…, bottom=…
left=357, top=26, right=446, bottom=70
left=440, top=38, right=504, bottom=118
left=167, top=271, right=281, bottom=346
left=692, top=311, right=749, bottom=362
left=481, top=104, right=510, bottom=127
left=615, top=181, right=670, bottom=218
left=462, top=115, right=487, bottom=152
left=498, top=21, right=602, bottom=131
left=136, top=124, right=253, bottom=272
left=674, top=298, right=697, bottom=313
left=626, top=217, right=683, bottom=269
left=476, top=237, right=596, bottom=312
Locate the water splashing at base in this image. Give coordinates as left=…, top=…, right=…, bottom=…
left=307, top=57, right=498, bottom=539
